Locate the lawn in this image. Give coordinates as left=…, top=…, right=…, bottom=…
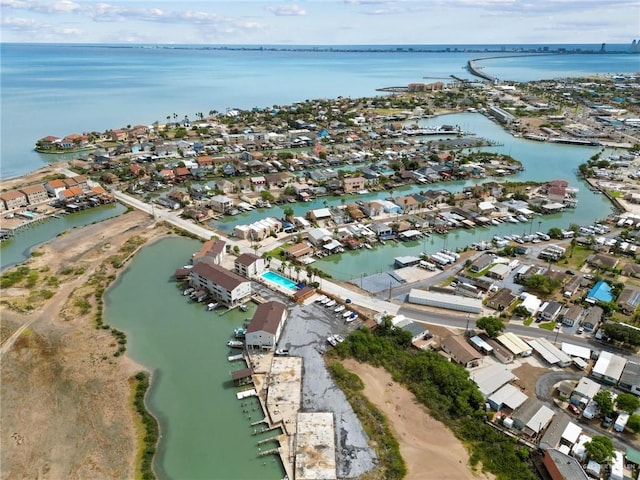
left=539, top=321, right=556, bottom=331
left=564, top=245, right=592, bottom=270
left=267, top=242, right=292, bottom=259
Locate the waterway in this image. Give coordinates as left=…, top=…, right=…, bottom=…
left=105, top=236, right=285, bottom=480
left=0, top=202, right=126, bottom=271
left=211, top=112, right=614, bottom=279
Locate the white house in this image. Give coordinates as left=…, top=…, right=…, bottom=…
left=307, top=227, right=333, bottom=247
left=189, top=262, right=251, bottom=306
left=209, top=194, right=234, bottom=213
left=245, top=301, right=288, bottom=350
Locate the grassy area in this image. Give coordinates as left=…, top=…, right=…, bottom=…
left=608, top=191, right=623, bottom=198
left=267, top=242, right=292, bottom=259
left=539, top=322, right=556, bottom=331
left=132, top=372, right=159, bottom=480
left=564, top=245, right=592, bottom=270
left=466, top=266, right=492, bottom=278
left=523, top=318, right=534, bottom=326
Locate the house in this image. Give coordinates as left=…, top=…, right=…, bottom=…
left=469, top=254, right=494, bottom=273
left=539, top=301, right=562, bottom=322
left=216, top=179, right=236, bottom=194
left=440, top=335, right=482, bottom=368
left=617, top=287, right=640, bottom=314
left=471, top=363, right=516, bottom=397
left=192, top=239, right=226, bottom=266
left=512, top=398, right=555, bottom=437
left=592, top=351, right=627, bottom=385
left=487, top=263, right=510, bottom=280
left=588, top=253, right=619, bottom=271
left=581, top=306, right=602, bottom=332
left=307, top=227, right=333, bottom=247
left=484, top=337, right=515, bottom=364
left=45, top=179, right=66, bottom=197
left=343, top=176, right=366, bottom=193
left=250, top=176, right=267, bottom=191
left=197, top=155, right=216, bottom=169
left=173, top=166, right=191, bottom=181
left=487, top=384, right=528, bottom=411
left=188, top=262, right=251, bottom=307
left=308, top=208, right=332, bottom=223
left=0, top=190, right=27, bottom=210
left=586, top=281, right=614, bottom=304
left=361, top=201, right=384, bottom=217
left=19, top=184, right=49, bottom=205
left=234, top=253, right=265, bottom=278
left=487, top=288, right=516, bottom=311
left=619, top=361, right=640, bottom=395
left=245, top=301, right=288, bottom=350
left=570, top=378, right=601, bottom=408
left=561, top=305, right=584, bottom=326
left=369, top=222, right=393, bottom=239
left=209, top=195, right=234, bottom=213
left=233, top=217, right=282, bottom=241
left=58, top=186, right=84, bottom=201
left=285, top=243, right=314, bottom=259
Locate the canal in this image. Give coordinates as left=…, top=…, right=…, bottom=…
left=105, top=236, right=285, bottom=480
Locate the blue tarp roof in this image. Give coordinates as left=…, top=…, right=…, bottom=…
left=587, top=281, right=614, bottom=303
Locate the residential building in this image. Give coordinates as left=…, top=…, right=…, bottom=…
left=189, top=262, right=251, bottom=307
left=586, top=281, right=614, bottom=304
left=512, top=398, right=555, bottom=437
left=343, top=176, right=366, bottom=193
left=539, top=301, right=562, bottom=322
left=233, top=217, right=282, bottom=241
left=234, top=253, right=265, bottom=278
left=582, top=306, right=602, bottom=332
left=617, top=287, right=640, bottom=314
left=561, top=305, right=584, bottom=327
left=487, top=288, right=516, bottom=312
left=487, top=263, right=510, bottom=280
left=570, top=378, right=601, bottom=408
left=618, top=361, right=640, bottom=395
left=469, top=254, right=494, bottom=273
left=440, top=335, right=482, bottom=368
left=209, top=195, right=234, bottom=213
left=592, top=351, right=627, bottom=385
left=307, top=227, right=333, bottom=247
left=245, top=301, right=288, bottom=350
left=0, top=190, right=27, bottom=210
left=285, top=243, right=314, bottom=259
left=542, top=449, right=589, bottom=480
left=192, top=238, right=226, bottom=266
left=19, top=184, right=49, bottom=204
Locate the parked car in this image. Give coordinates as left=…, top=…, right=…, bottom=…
left=601, top=416, right=613, bottom=429
left=577, top=326, right=585, bottom=334
left=568, top=404, right=581, bottom=415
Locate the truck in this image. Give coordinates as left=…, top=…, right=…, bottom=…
left=614, top=412, right=630, bottom=432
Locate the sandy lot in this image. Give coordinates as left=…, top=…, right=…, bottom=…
left=342, top=359, right=494, bottom=480
left=1, top=209, right=168, bottom=480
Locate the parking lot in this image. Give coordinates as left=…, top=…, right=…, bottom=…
left=255, top=284, right=376, bottom=478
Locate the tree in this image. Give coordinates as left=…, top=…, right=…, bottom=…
left=260, top=190, right=275, bottom=202
left=616, top=393, right=640, bottom=414
left=513, top=306, right=530, bottom=318
left=283, top=206, right=295, bottom=220
left=627, top=414, right=640, bottom=433
left=593, top=390, right=615, bottom=418
left=548, top=227, right=563, bottom=239
left=584, top=435, right=614, bottom=464
left=476, top=316, right=505, bottom=338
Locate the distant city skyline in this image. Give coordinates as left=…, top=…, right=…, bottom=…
left=1, top=0, right=637, bottom=45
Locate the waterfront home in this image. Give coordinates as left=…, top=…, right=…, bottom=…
left=249, top=176, right=266, bottom=191
left=215, top=179, right=235, bottom=194
left=0, top=190, right=28, bottom=210
left=245, top=301, right=288, bottom=350
left=360, top=201, right=384, bottom=217
left=343, top=176, right=366, bottom=194
left=308, top=208, right=332, bottom=223
left=36, top=135, right=60, bottom=150
left=440, top=335, right=482, bottom=368
left=285, top=242, right=313, bottom=260
left=307, top=227, right=333, bottom=247
left=209, top=195, right=234, bottom=214
left=45, top=179, right=66, bottom=197
left=19, top=184, right=48, bottom=205
left=470, top=254, right=494, bottom=273
left=188, top=262, right=251, bottom=307
left=58, top=186, right=84, bottom=201
left=369, top=222, right=393, bottom=240
left=377, top=199, right=402, bottom=215
left=234, top=253, right=265, bottom=278
left=192, top=238, right=226, bottom=266
left=233, top=217, right=282, bottom=241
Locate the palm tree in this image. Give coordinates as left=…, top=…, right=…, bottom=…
left=295, top=266, right=301, bottom=282
left=280, top=261, right=288, bottom=274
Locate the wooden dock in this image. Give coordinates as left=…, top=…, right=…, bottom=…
left=258, top=448, right=280, bottom=457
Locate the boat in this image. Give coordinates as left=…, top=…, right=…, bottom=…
left=234, top=327, right=247, bottom=338
left=334, top=334, right=345, bottom=344
left=315, top=295, right=328, bottom=303
left=334, top=304, right=345, bottom=313
left=206, top=302, right=219, bottom=311
left=363, top=243, right=372, bottom=250
left=345, top=315, right=358, bottom=323
left=506, top=216, right=519, bottom=224
left=239, top=304, right=248, bottom=312
left=183, top=287, right=195, bottom=296
left=320, top=297, right=331, bottom=305
left=517, top=215, right=529, bottom=222
left=490, top=219, right=500, bottom=226
left=326, top=335, right=337, bottom=347
left=227, top=340, right=244, bottom=349
left=325, top=300, right=336, bottom=308
left=342, top=310, right=353, bottom=318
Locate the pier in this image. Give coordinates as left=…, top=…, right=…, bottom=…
left=258, top=448, right=280, bottom=457
left=257, top=435, right=280, bottom=445
left=467, top=60, right=496, bottom=83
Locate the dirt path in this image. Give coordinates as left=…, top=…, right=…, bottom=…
left=342, top=359, right=494, bottom=480
left=1, top=210, right=168, bottom=480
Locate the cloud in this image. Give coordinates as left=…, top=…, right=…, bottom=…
left=266, top=3, right=306, bottom=16
left=1, top=15, right=81, bottom=35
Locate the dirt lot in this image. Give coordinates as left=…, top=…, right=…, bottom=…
left=512, top=362, right=550, bottom=397
left=1, top=209, right=168, bottom=480
left=342, top=359, right=494, bottom=480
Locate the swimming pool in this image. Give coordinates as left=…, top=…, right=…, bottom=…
left=261, top=271, right=298, bottom=292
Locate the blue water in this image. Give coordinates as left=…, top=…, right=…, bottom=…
left=261, top=270, right=298, bottom=291
left=1, top=43, right=637, bottom=179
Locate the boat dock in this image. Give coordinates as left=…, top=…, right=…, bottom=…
left=236, top=388, right=257, bottom=400
left=258, top=448, right=280, bottom=457
left=228, top=353, right=244, bottom=362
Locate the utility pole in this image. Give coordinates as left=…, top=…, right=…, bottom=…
left=388, top=280, right=392, bottom=301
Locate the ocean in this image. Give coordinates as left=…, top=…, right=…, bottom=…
left=1, top=42, right=638, bottom=179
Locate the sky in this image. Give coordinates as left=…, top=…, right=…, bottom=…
left=1, top=0, right=638, bottom=45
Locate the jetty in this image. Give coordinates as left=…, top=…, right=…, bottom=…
left=467, top=60, right=496, bottom=82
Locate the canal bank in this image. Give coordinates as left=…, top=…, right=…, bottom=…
left=105, top=236, right=285, bottom=480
